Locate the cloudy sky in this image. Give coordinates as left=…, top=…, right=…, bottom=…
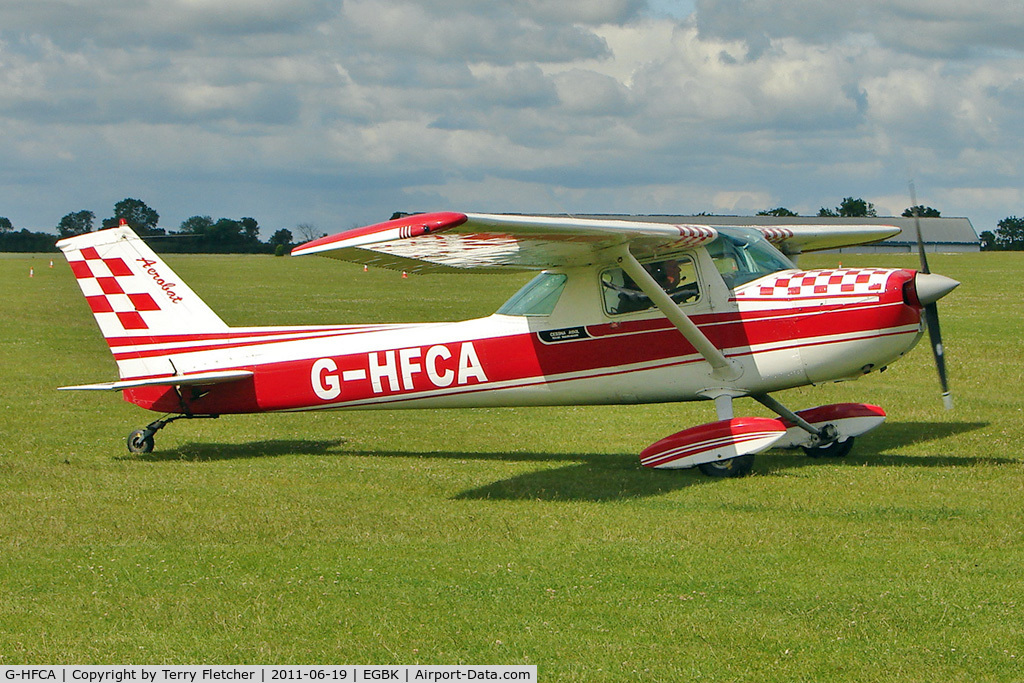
left=1, top=0, right=1021, bottom=237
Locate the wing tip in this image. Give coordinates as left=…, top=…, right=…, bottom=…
left=291, top=211, right=468, bottom=257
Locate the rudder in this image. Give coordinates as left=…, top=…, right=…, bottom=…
left=57, top=224, right=229, bottom=343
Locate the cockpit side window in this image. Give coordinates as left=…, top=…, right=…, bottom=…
left=497, top=272, right=567, bottom=316
left=601, top=255, right=700, bottom=316
left=707, top=228, right=795, bottom=289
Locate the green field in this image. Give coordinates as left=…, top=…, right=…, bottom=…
left=1, top=249, right=1022, bottom=680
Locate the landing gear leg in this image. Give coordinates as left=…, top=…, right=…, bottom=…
left=697, top=392, right=757, bottom=478
left=752, top=393, right=849, bottom=457
left=126, top=414, right=219, bottom=454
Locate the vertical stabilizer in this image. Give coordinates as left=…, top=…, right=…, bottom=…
left=58, top=225, right=229, bottom=340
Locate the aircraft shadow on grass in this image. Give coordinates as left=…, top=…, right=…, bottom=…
left=119, top=421, right=1002, bottom=503
left=118, top=439, right=348, bottom=462
left=458, top=419, right=1000, bottom=502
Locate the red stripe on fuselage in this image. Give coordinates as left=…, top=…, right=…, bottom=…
left=124, top=305, right=921, bottom=414
left=105, top=325, right=412, bottom=359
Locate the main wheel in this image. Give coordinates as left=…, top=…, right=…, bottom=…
left=127, top=429, right=155, bottom=454
left=698, top=455, right=754, bottom=478
left=802, top=436, right=854, bottom=458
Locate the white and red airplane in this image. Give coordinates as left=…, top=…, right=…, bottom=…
left=57, top=211, right=958, bottom=476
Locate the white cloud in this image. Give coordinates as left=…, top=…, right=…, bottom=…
left=694, top=0, right=1024, bottom=59
left=341, top=0, right=612, bottom=65
left=0, top=0, right=1020, bottom=235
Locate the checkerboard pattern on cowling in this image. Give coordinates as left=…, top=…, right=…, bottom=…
left=67, top=246, right=163, bottom=332
left=736, top=268, right=893, bottom=300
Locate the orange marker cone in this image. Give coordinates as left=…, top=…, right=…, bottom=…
left=401, top=271, right=408, bottom=279
left=49, top=260, right=54, bottom=268
left=29, top=268, right=34, bottom=278
left=363, top=265, right=368, bottom=272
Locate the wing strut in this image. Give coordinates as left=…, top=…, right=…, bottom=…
left=612, top=245, right=741, bottom=381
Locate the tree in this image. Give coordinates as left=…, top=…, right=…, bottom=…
left=103, top=198, right=162, bottom=236
left=995, top=216, right=1024, bottom=250
left=207, top=218, right=244, bottom=245
left=0, top=228, right=58, bottom=252
left=837, top=197, right=876, bottom=217
left=757, top=207, right=798, bottom=217
left=979, top=230, right=997, bottom=251
left=175, top=215, right=271, bottom=253
left=0, top=217, right=12, bottom=233
left=57, top=210, right=95, bottom=238
left=240, top=217, right=260, bottom=245
left=269, top=228, right=293, bottom=256
left=902, top=205, right=941, bottom=218
left=818, top=197, right=876, bottom=217
left=268, top=231, right=292, bottom=258
left=294, top=222, right=322, bottom=242
left=269, top=228, right=293, bottom=248
left=180, top=215, right=215, bottom=235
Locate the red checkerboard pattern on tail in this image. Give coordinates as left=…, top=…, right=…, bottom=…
left=57, top=226, right=229, bottom=342
left=736, top=268, right=894, bottom=301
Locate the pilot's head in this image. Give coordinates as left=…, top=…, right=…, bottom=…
left=648, top=260, right=682, bottom=288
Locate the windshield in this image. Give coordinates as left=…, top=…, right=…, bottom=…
left=497, top=272, right=567, bottom=316
left=707, top=228, right=795, bottom=289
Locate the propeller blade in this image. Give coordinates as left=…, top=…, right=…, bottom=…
left=923, top=302, right=953, bottom=410
left=909, top=181, right=931, bottom=274
left=909, top=181, right=952, bottom=409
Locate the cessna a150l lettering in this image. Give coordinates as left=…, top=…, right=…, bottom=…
left=57, top=211, right=958, bottom=477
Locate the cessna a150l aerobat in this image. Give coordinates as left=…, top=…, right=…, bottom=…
left=57, top=211, right=958, bottom=476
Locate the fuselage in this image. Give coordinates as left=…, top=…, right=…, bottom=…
left=122, top=256, right=925, bottom=416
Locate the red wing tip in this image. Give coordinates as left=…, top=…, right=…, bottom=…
left=292, top=211, right=468, bottom=255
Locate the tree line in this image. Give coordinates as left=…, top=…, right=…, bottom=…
left=0, top=198, right=300, bottom=255
left=758, top=196, right=1021, bottom=250
left=758, top=196, right=936, bottom=218
left=3, top=195, right=1022, bottom=252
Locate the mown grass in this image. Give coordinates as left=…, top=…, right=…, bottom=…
left=1, top=250, right=1022, bottom=680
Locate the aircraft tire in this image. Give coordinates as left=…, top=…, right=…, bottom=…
left=698, top=455, right=754, bottom=478
left=127, top=429, right=155, bottom=454
left=802, top=436, right=854, bottom=458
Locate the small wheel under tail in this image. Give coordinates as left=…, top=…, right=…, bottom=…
left=127, top=429, right=155, bottom=454
left=698, top=455, right=755, bottom=478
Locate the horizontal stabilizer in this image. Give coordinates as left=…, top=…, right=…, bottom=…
left=59, top=369, right=254, bottom=392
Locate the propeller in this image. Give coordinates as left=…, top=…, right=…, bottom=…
left=910, top=182, right=954, bottom=409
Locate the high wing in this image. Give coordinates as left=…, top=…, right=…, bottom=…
left=756, top=223, right=901, bottom=255
left=292, top=212, right=900, bottom=271
left=291, top=212, right=719, bottom=272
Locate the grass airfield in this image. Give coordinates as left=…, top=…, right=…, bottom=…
left=1, top=249, right=1022, bottom=680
